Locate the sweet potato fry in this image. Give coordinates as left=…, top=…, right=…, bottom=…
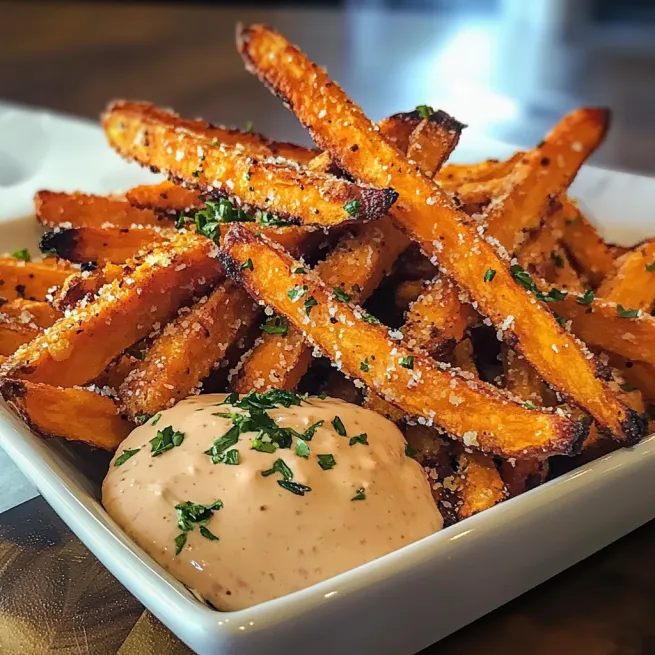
left=394, top=278, right=424, bottom=309
left=606, top=354, right=655, bottom=404
left=0, top=299, right=60, bottom=328
left=120, top=280, right=257, bottom=420
left=552, top=293, right=655, bottom=368
left=517, top=199, right=566, bottom=276
left=237, top=24, right=643, bottom=444
left=221, top=224, right=587, bottom=458
left=485, top=108, right=609, bottom=252
left=0, top=256, right=74, bottom=302
left=233, top=218, right=406, bottom=393
left=126, top=181, right=204, bottom=214
left=94, top=354, right=140, bottom=391
left=455, top=449, right=505, bottom=519
left=597, top=238, right=655, bottom=311
left=362, top=388, right=406, bottom=424
left=35, top=191, right=164, bottom=228
left=0, top=379, right=131, bottom=450
left=404, top=276, right=477, bottom=358
left=436, top=152, right=524, bottom=187
left=103, top=101, right=397, bottom=228
left=0, top=317, right=39, bottom=356
left=0, top=232, right=224, bottom=387
left=561, top=200, right=616, bottom=286
left=549, top=247, right=585, bottom=292
left=40, top=225, right=174, bottom=265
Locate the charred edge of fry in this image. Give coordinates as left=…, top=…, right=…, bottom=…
left=391, top=109, right=467, bottom=133
left=40, top=229, right=87, bottom=262
left=620, top=408, right=649, bottom=447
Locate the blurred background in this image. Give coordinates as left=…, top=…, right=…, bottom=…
left=1, top=0, right=655, bottom=173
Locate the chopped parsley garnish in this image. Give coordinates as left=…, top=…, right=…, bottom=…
left=304, top=296, right=318, bottom=315
left=332, top=286, right=352, bottom=303
left=261, top=458, right=293, bottom=480
left=509, top=264, right=567, bottom=303
left=483, top=269, right=496, bottom=283
left=192, top=169, right=200, bottom=178
left=221, top=449, right=240, bottom=465
left=646, top=261, right=655, bottom=272
left=220, top=392, right=239, bottom=405
left=174, top=499, right=223, bottom=553
left=318, top=392, right=327, bottom=400
left=175, top=214, right=186, bottom=230
left=150, top=426, right=185, bottom=457
left=360, top=358, right=370, bottom=372
left=577, top=289, right=595, bottom=305
left=344, top=199, right=362, bottom=218
left=361, top=313, right=381, bottom=325
left=134, top=412, right=150, bottom=426
left=193, top=198, right=253, bottom=243
left=399, top=355, right=414, bottom=369
left=332, top=415, right=346, bottom=436
left=405, top=443, right=417, bottom=457
left=317, top=454, right=336, bottom=470
left=349, top=433, right=368, bottom=446
left=252, top=440, right=277, bottom=454
left=12, top=249, right=31, bottom=262
left=617, top=305, right=639, bottom=318
left=174, top=533, right=187, bottom=555
left=204, top=424, right=240, bottom=463
left=301, top=420, right=324, bottom=441
left=415, top=104, right=434, bottom=118
left=151, top=413, right=162, bottom=426
left=620, top=383, right=638, bottom=393
left=257, top=211, right=293, bottom=227
left=245, top=120, right=254, bottom=134
left=287, top=285, right=308, bottom=302
left=550, top=251, right=565, bottom=268
left=240, top=258, right=254, bottom=271
left=351, top=487, right=366, bottom=501
left=523, top=401, right=538, bottom=410
left=278, top=480, right=312, bottom=496
left=114, top=448, right=140, bottom=467
left=293, top=266, right=306, bottom=274
left=260, top=316, right=288, bottom=336
left=235, top=389, right=305, bottom=410
left=295, top=439, right=310, bottom=458
left=199, top=526, right=219, bottom=541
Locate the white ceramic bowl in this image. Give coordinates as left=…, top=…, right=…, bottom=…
left=1, top=103, right=654, bottom=655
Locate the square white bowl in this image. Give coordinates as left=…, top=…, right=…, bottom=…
left=1, top=103, right=654, bottom=655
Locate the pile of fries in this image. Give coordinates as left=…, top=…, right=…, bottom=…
left=2, top=24, right=654, bottom=526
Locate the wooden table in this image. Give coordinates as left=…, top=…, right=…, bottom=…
left=1, top=2, right=655, bottom=653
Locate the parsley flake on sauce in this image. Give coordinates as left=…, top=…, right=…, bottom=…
left=317, top=454, right=336, bottom=470
left=351, top=487, right=366, bottom=501
left=349, top=433, right=368, bottom=446
left=114, top=448, right=140, bottom=467
left=332, top=415, right=347, bottom=436
left=261, top=458, right=294, bottom=481
left=278, top=480, right=312, bottom=496
left=174, top=499, right=223, bottom=554
left=150, top=426, right=185, bottom=457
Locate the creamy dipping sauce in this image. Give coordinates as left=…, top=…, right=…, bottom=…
left=102, top=394, right=442, bottom=611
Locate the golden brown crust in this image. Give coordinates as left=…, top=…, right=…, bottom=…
left=0, top=379, right=131, bottom=450
left=455, top=450, right=506, bottom=519
left=0, top=316, right=40, bottom=356
left=0, top=299, right=60, bottom=328
left=236, top=24, right=641, bottom=444
left=436, top=152, right=524, bottom=187
left=40, top=225, right=174, bottom=265
left=221, top=223, right=587, bottom=459
left=120, top=281, right=258, bottom=420
left=103, top=101, right=397, bottom=228
left=35, top=190, right=165, bottom=228
left=126, top=181, right=205, bottom=215
left=0, top=257, right=74, bottom=302
left=0, top=232, right=224, bottom=387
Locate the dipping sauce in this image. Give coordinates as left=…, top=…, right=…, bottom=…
left=102, top=394, right=442, bottom=610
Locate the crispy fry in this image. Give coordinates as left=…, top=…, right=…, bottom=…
left=103, top=101, right=397, bottom=228
left=0, top=316, right=39, bottom=356
left=237, top=24, right=643, bottom=444
left=362, top=388, right=406, bottom=424
left=552, top=293, right=655, bottom=368
left=597, top=238, right=655, bottom=311
left=455, top=449, right=505, bottom=519
left=517, top=200, right=566, bottom=276
left=120, top=280, right=257, bottom=420
left=404, top=276, right=477, bottom=358
left=501, top=458, right=549, bottom=497
left=549, top=246, right=585, bottom=292
left=94, top=354, right=140, bottom=391
left=0, top=257, right=74, bottom=302
left=40, top=225, right=174, bottom=265
left=233, top=218, right=406, bottom=393
left=1, top=232, right=224, bottom=387
left=606, top=354, right=655, bottom=403
left=0, top=380, right=131, bottom=450
left=561, top=200, right=616, bottom=286
left=222, top=224, right=587, bottom=458
left=436, top=152, right=525, bottom=187
left=126, top=181, right=205, bottom=214
left=0, top=299, right=60, bottom=328
left=485, top=108, right=609, bottom=252
left=35, top=191, right=164, bottom=228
